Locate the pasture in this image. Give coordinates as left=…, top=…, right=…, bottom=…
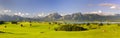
left=0, top=22, right=120, bottom=38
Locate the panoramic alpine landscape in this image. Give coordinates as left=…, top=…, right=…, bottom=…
left=0, top=0, right=120, bottom=38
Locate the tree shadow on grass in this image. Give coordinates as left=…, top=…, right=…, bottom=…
left=0, top=31, right=6, bottom=33
left=0, top=31, right=14, bottom=34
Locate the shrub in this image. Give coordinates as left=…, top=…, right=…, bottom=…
left=118, top=24, right=120, bottom=26
left=89, top=25, right=98, bottom=29
left=20, top=24, right=24, bottom=27
left=98, top=23, right=103, bottom=26
left=86, top=23, right=90, bottom=26
left=11, top=21, right=18, bottom=24
left=49, top=22, right=52, bottom=25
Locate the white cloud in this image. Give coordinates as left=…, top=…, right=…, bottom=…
left=3, top=10, right=11, bottom=13
left=60, top=14, right=67, bottom=16
left=98, top=10, right=102, bottom=13
left=0, top=5, right=31, bottom=17
left=99, top=3, right=120, bottom=10
left=99, top=3, right=117, bottom=7
left=38, top=13, right=46, bottom=17
left=89, top=10, right=102, bottom=14
left=86, top=10, right=115, bottom=16
left=0, top=6, right=14, bottom=15
left=14, top=12, right=19, bottom=15
left=25, top=13, right=29, bottom=15
left=110, top=6, right=116, bottom=9
left=14, top=12, right=29, bottom=16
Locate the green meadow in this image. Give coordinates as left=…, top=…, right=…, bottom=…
left=0, top=22, right=120, bottom=38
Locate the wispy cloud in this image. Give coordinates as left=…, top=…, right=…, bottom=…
left=14, top=12, right=29, bottom=16
left=99, top=3, right=120, bottom=10
left=38, top=13, right=46, bottom=17
left=3, top=10, right=11, bottom=13
left=86, top=10, right=115, bottom=16
left=0, top=7, right=13, bottom=15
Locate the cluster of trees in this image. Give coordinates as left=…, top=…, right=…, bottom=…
left=53, top=22, right=116, bottom=31
left=0, top=21, right=5, bottom=24
left=54, top=25, right=88, bottom=31
left=0, top=21, right=19, bottom=25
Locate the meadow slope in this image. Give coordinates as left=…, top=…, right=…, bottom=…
left=0, top=22, right=120, bottom=38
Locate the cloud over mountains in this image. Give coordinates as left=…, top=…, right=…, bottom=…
left=99, top=3, right=120, bottom=10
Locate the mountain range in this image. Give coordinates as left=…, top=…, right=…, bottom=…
left=0, top=12, right=120, bottom=22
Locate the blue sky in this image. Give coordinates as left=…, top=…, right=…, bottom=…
left=0, top=0, right=120, bottom=16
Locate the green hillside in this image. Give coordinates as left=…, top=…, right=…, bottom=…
left=0, top=22, right=120, bottom=38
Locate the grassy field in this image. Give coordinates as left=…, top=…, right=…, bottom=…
left=0, top=22, right=120, bottom=38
